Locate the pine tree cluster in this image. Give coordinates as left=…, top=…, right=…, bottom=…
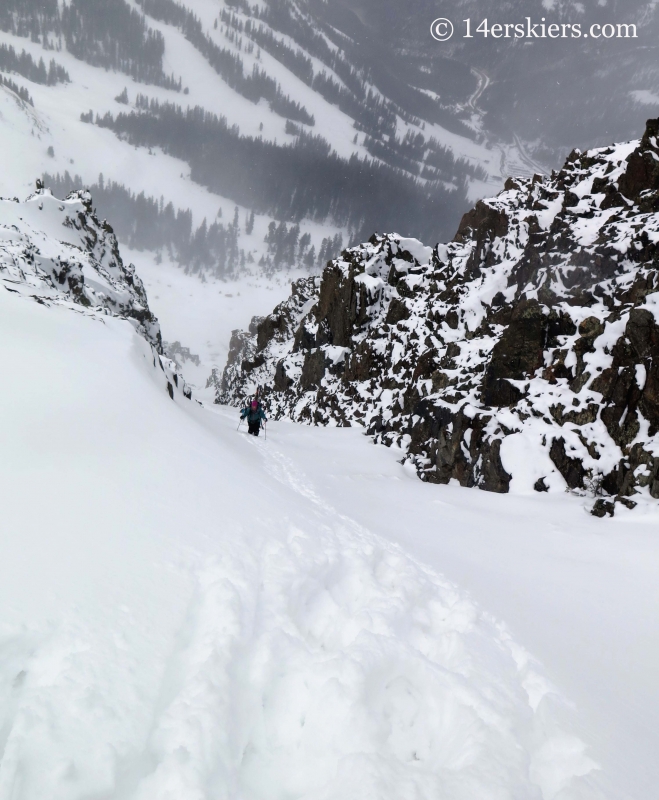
left=0, top=0, right=180, bottom=90
left=263, top=221, right=312, bottom=269
left=90, top=99, right=465, bottom=243
left=0, top=43, right=69, bottom=85
left=1, top=74, right=35, bottom=105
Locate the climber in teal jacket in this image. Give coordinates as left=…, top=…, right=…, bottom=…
left=241, top=398, right=267, bottom=436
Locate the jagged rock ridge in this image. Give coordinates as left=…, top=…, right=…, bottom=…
left=217, top=119, right=659, bottom=516
left=0, top=185, right=191, bottom=401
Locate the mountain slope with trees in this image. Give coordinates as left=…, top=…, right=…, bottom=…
left=2, top=0, right=657, bottom=282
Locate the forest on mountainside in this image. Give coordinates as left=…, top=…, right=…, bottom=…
left=2, top=0, right=481, bottom=255
left=91, top=100, right=467, bottom=242
left=43, top=171, right=244, bottom=278
left=0, top=42, right=69, bottom=85
left=1, top=0, right=179, bottom=89
left=42, top=171, right=346, bottom=276
left=136, top=0, right=315, bottom=124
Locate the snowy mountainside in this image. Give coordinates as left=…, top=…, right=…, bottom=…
left=0, top=184, right=191, bottom=399
left=2, top=0, right=658, bottom=282
left=0, top=0, right=493, bottom=280
left=218, top=117, right=659, bottom=516
left=0, top=189, right=616, bottom=800
left=0, top=186, right=158, bottom=342
left=339, top=0, right=659, bottom=162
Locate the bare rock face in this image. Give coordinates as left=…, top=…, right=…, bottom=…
left=217, top=119, right=659, bottom=515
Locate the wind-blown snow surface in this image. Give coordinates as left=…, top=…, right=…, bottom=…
left=0, top=275, right=631, bottom=798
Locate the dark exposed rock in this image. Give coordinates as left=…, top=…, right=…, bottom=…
left=217, top=119, right=659, bottom=512
left=482, top=299, right=546, bottom=407
left=385, top=297, right=411, bottom=325
left=314, top=262, right=360, bottom=347
left=274, top=360, right=293, bottom=392
left=300, top=349, right=326, bottom=390
left=165, top=341, right=202, bottom=369
left=618, top=118, right=659, bottom=202
left=481, top=378, right=523, bottom=408
left=549, top=438, right=585, bottom=489
left=591, top=499, right=615, bottom=518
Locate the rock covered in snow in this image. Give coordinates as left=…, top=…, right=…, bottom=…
left=0, top=185, right=192, bottom=401
left=0, top=185, right=161, bottom=348
left=217, top=118, right=659, bottom=515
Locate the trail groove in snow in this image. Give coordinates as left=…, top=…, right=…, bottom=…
left=0, top=290, right=607, bottom=799
left=178, top=416, right=606, bottom=800
left=115, top=511, right=603, bottom=800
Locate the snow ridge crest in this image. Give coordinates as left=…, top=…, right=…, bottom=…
left=0, top=185, right=162, bottom=347
left=0, top=185, right=194, bottom=402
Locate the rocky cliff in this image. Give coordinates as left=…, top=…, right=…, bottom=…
left=0, top=185, right=191, bottom=401
left=216, top=119, right=659, bottom=515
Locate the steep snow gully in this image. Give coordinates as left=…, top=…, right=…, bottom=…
left=0, top=277, right=630, bottom=800
left=1, top=178, right=658, bottom=798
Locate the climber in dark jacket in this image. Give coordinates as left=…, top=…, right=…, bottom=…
left=241, top=398, right=267, bottom=436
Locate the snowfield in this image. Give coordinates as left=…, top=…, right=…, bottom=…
left=2, top=263, right=658, bottom=800
left=0, top=285, right=597, bottom=798
left=131, top=246, right=311, bottom=386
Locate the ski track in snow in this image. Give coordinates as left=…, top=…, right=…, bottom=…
left=0, top=433, right=605, bottom=798
left=179, top=419, right=605, bottom=800
left=0, top=293, right=607, bottom=799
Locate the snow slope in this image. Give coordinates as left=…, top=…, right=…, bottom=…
left=0, top=231, right=619, bottom=799
left=262, top=421, right=659, bottom=800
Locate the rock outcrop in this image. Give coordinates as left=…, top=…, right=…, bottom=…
left=0, top=185, right=191, bottom=401
left=216, top=119, right=659, bottom=515
left=1, top=186, right=161, bottom=343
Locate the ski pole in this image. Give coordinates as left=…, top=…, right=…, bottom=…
left=264, top=420, right=267, bottom=441
left=237, top=418, right=243, bottom=431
